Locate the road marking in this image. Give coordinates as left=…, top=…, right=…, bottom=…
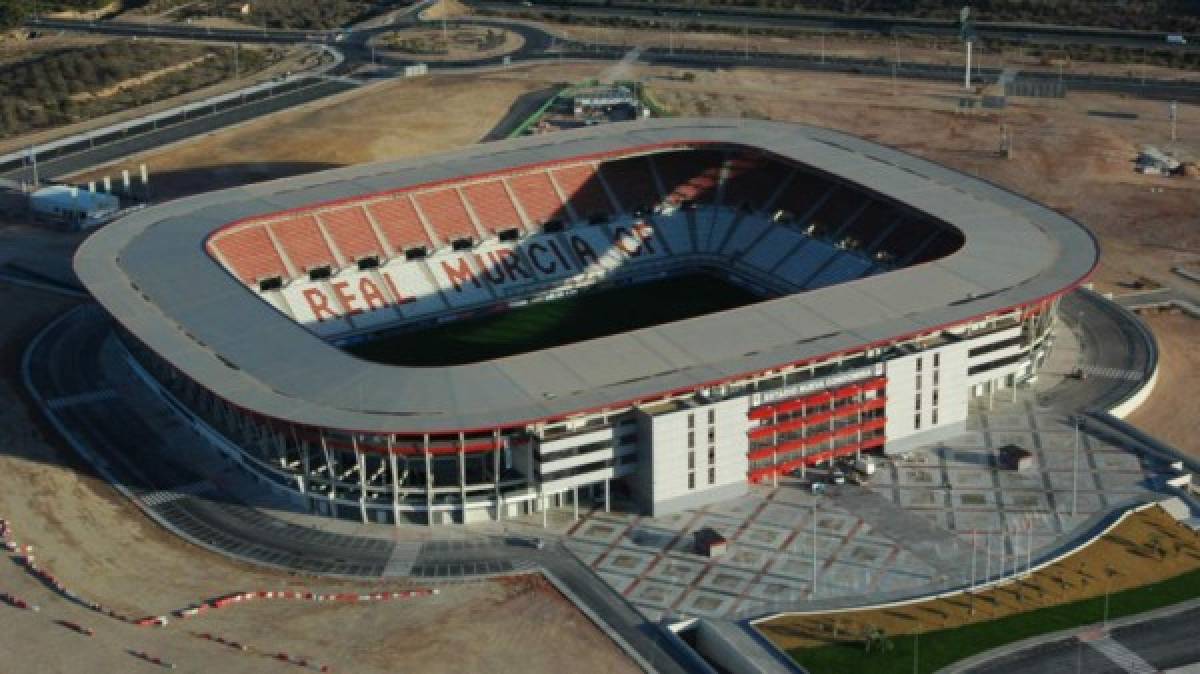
left=139, top=481, right=214, bottom=507
left=1086, top=634, right=1158, bottom=674
left=1079, top=366, right=1144, bottom=381
left=47, top=389, right=118, bottom=409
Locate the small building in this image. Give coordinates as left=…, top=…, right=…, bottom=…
left=998, top=444, right=1034, bottom=472
left=30, top=185, right=119, bottom=230
left=694, top=527, right=728, bottom=558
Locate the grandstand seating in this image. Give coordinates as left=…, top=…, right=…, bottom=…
left=415, top=189, right=479, bottom=244
left=211, top=225, right=288, bottom=285
left=773, top=171, right=834, bottom=223
left=461, top=180, right=523, bottom=236
left=720, top=214, right=772, bottom=258
left=271, top=215, right=335, bottom=274
left=207, top=148, right=955, bottom=339
left=653, top=150, right=723, bottom=205
left=551, top=164, right=615, bottom=221
left=653, top=211, right=693, bottom=255
left=322, top=206, right=385, bottom=263
left=366, top=196, right=433, bottom=253
left=805, top=187, right=867, bottom=240
left=777, top=239, right=838, bottom=287
left=507, top=171, right=568, bottom=227
left=804, top=250, right=874, bottom=289
left=745, top=226, right=805, bottom=272
left=722, top=154, right=793, bottom=212
left=600, top=156, right=661, bottom=213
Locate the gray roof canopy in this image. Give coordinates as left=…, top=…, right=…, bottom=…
left=75, top=118, right=1097, bottom=434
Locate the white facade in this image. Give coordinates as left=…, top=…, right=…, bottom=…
left=633, top=396, right=750, bottom=516
left=884, top=340, right=971, bottom=455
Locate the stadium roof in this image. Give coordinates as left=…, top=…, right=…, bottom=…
left=75, top=118, right=1098, bottom=434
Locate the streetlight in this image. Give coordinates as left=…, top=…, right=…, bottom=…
left=1071, top=415, right=1080, bottom=518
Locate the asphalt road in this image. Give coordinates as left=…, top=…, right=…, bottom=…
left=25, top=304, right=695, bottom=674
left=967, top=607, right=1200, bottom=673
left=0, top=78, right=359, bottom=182
left=471, top=0, right=1200, bottom=51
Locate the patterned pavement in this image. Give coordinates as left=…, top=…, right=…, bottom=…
left=563, top=395, right=1173, bottom=622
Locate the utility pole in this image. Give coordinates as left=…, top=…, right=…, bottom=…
left=969, top=529, right=977, bottom=614
left=1170, top=100, right=1178, bottom=142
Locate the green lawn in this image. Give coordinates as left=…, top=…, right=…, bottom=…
left=788, top=566, right=1200, bottom=674
left=347, top=273, right=762, bottom=366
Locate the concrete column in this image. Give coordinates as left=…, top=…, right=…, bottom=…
left=573, top=486, right=579, bottom=520
left=318, top=431, right=336, bottom=507
left=388, top=436, right=401, bottom=527
left=424, top=434, right=434, bottom=527
left=294, top=428, right=309, bottom=495
left=605, top=479, right=611, bottom=513
left=354, top=439, right=368, bottom=524
left=493, top=430, right=503, bottom=521
left=541, top=490, right=548, bottom=528
left=458, top=432, right=467, bottom=525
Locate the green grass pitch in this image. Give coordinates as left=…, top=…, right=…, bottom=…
left=347, top=273, right=763, bottom=366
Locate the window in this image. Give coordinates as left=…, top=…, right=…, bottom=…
left=914, top=394, right=922, bottom=411
left=708, top=467, right=716, bottom=484
left=688, top=432, right=695, bottom=449
left=688, top=414, right=695, bottom=429
left=708, top=446, right=716, bottom=465
left=707, top=428, right=715, bottom=443
left=688, top=473, right=696, bottom=489
left=933, top=370, right=940, bottom=386
left=933, top=353, right=941, bottom=367
left=707, top=409, right=715, bottom=425
left=932, top=409, right=939, bottom=425
left=688, top=451, right=695, bottom=470
left=916, top=357, right=923, bottom=373
left=932, top=390, right=939, bottom=406
left=914, top=413, right=922, bottom=430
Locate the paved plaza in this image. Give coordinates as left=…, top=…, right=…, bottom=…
left=563, top=395, right=1175, bottom=623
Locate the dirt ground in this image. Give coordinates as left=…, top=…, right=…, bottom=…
left=1127, top=312, right=1200, bottom=457
left=0, top=279, right=638, bottom=673
left=759, top=506, right=1200, bottom=651
left=71, top=73, right=548, bottom=199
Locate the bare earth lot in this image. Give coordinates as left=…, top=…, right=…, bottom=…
left=0, top=281, right=637, bottom=673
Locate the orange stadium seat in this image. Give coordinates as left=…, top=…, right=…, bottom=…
left=652, top=150, right=723, bottom=205
left=270, top=215, right=336, bottom=273
left=322, top=206, right=385, bottom=262
left=210, top=225, right=288, bottom=285
left=366, top=196, right=433, bottom=252
left=461, top=180, right=522, bottom=235
left=550, top=164, right=614, bottom=222
left=506, top=171, right=567, bottom=227
left=415, top=188, right=478, bottom=243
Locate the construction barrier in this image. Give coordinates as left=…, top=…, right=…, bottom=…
left=55, top=619, right=95, bottom=636
left=172, top=588, right=437, bottom=619
left=191, top=631, right=331, bottom=671
left=129, top=650, right=176, bottom=669
left=0, top=592, right=40, bottom=612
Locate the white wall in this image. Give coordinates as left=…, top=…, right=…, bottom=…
left=635, top=396, right=750, bottom=516
left=884, top=340, right=970, bottom=453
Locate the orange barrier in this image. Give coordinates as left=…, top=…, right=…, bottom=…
left=0, top=592, right=39, bottom=612
left=172, top=587, right=437, bottom=619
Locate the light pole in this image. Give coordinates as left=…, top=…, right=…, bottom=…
left=811, top=502, right=818, bottom=598
left=1071, top=416, right=1080, bottom=518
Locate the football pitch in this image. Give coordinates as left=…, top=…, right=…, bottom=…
left=347, top=273, right=763, bottom=366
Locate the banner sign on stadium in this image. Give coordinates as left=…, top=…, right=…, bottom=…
left=750, top=364, right=883, bottom=407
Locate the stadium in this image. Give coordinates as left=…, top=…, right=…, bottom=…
left=75, top=118, right=1098, bottom=526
